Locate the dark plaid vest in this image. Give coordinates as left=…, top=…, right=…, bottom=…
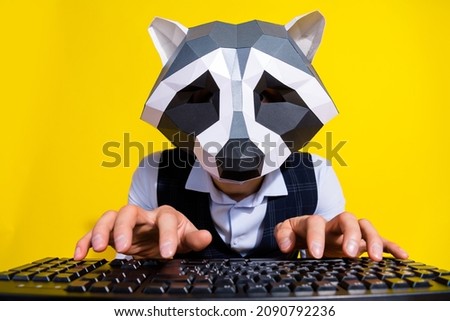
left=157, top=148, right=318, bottom=259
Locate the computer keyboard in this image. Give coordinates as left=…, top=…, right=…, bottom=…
left=0, top=256, right=449, bottom=300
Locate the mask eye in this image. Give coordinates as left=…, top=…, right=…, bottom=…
left=260, top=88, right=285, bottom=103
left=161, top=71, right=220, bottom=146
left=253, top=71, right=322, bottom=152
left=189, top=88, right=214, bottom=104
left=254, top=71, right=307, bottom=108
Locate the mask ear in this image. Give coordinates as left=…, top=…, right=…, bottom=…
left=285, top=11, right=325, bottom=62
left=148, top=17, right=188, bottom=66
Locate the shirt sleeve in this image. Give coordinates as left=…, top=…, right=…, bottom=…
left=127, top=152, right=161, bottom=210
left=311, top=154, right=346, bottom=221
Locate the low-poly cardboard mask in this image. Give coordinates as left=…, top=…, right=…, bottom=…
left=141, top=11, right=338, bottom=182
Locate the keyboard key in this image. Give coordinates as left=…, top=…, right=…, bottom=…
left=214, top=284, right=236, bottom=295
left=12, top=271, right=38, bottom=281
left=414, top=269, right=436, bottom=279
left=103, top=272, right=125, bottom=283
left=109, top=259, right=127, bottom=267
left=268, top=282, right=291, bottom=296
left=279, top=275, right=296, bottom=283
left=171, top=275, right=195, bottom=284
left=121, top=260, right=142, bottom=270
left=312, top=280, right=337, bottom=294
left=384, top=278, right=410, bottom=289
left=214, top=278, right=234, bottom=287
left=296, top=274, right=317, bottom=283
left=90, top=281, right=113, bottom=293
left=67, top=280, right=92, bottom=292
left=66, top=267, right=89, bottom=278
left=53, top=273, right=78, bottom=282
left=318, top=273, right=338, bottom=283
left=0, top=271, right=18, bottom=281
left=407, top=262, right=426, bottom=268
left=112, top=282, right=139, bottom=293
left=434, top=269, right=450, bottom=276
left=363, top=279, right=388, bottom=291
left=167, top=282, right=191, bottom=294
left=84, top=259, right=108, bottom=269
left=337, top=272, right=357, bottom=281
left=142, top=260, right=160, bottom=267
left=339, top=279, right=366, bottom=293
left=289, top=282, right=314, bottom=296
left=376, top=271, right=397, bottom=280
left=244, top=283, right=268, bottom=296
left=46, top=267, right=68, bottom=274
left=405, top=277, right=431, bottom=288
left=253, top=274, right=275, bottom=284
left=49, top=259, right=69, bottom=265
left=143, top=281, right=169, bottom=294
left=32, top=272, right=57, bottom=282
left=356, top=272, right=377, bottom=280
left=82, top=272, right=106, bottom=283
left=395, top=270, right=415, bottom=279
left=194, top=275, right=214, bottom=284
left=191, top=283, right=213, bottom=294
left=124, top=273, right=147, bottom=284
left=412, top=265, right=437, bottom=270
left=436, top=275, right=450, bottom=286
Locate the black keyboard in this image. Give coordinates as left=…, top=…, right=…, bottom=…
left=1, top=256, right=449, bottom=300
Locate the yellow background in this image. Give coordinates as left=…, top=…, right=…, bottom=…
left=1, top=0, right=449, bottom=271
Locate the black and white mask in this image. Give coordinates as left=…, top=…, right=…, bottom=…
left=142, top=11, right=338, bottom=182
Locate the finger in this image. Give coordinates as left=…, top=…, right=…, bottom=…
left=90, top=210, right=118, bottom=252
left=304, top=215, right=326, bottom=258
left=113, top=205, right=153, bottom=253
left=382, top=238, right=409, bottom=259
left=274, top=219, right=300, bottom=253
left=74, top=230, right=93, bottom=260
left=274, top=215, right=326, bottom=258
left=329, top=212, right=361, bottom=257
left=359, top=218, right=383, bottom=261
left=183, top=230, right=213, bottom=252
left=155, top=206, right=181, bottom=258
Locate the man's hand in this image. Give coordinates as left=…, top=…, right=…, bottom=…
left=74, top=205, right=212, bottom=260
left=274, top=212, right=408, bottom=261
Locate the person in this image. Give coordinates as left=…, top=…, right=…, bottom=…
left=74, top=12, right=408, bottom=263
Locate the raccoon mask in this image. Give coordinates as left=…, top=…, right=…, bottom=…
left=141, top=11, right=338, bottom=182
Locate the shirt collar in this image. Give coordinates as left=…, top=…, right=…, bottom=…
left=185, top=160, right=288, bottom=206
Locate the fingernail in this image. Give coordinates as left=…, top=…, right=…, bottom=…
left=311, top=241, right=323, bottom=258
left=114, top=234, right=126, bottom=252
left=371, top=243, right=383, bottom=260
left=74, top=246, right=82, bottom=260
left=279, top=238, right=291, bottom=251
left=160, top=242, right=174, bottom=258
left=91, top=234, right=103, bottom=250
left=346, top=239, right=358, bottom=257
left=398, top=247, right=409, bottom=258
